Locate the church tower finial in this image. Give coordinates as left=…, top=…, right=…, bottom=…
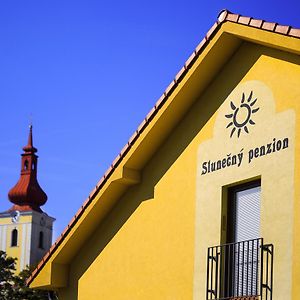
left=23, top=124, right=37, bottom=153
left=8, top=125, right=47, bottom=212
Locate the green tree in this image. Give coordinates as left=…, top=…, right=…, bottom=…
left=0, top=251, right=57, bottom=300
left=0, top=250, right=16, bottom=299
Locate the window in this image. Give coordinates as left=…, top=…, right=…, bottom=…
left=226, top=180, right=261, bottom=297
left=38, top=231, right=44, bottom=249
left=24, top=160, right=29, bottom=170
left=11, top=229, right=18, bottom=247
left=227, top=180, right=261, bottom=244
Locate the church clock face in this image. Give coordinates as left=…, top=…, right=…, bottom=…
left=11, top=210, right=20, bottom=223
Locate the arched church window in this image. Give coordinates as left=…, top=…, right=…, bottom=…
left=39, top=231, right=44, bottom=249
left=24, top=160, right=29, bottom=170
left=32, top=162, right=35, bottom=170
left=11, top=229, right=18, bottom=247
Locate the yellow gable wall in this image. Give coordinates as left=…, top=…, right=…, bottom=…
left=58, top=42, right=300, bottom=299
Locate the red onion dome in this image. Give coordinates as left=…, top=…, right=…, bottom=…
left=8, top=125, right=47, bottom=213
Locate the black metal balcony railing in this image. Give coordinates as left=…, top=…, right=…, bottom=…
left=206, top=238, right=273, bottom=300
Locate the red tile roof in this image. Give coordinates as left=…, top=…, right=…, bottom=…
left=27, top=9, right=300, bottom=286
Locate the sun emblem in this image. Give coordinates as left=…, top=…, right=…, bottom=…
left=225, top=91, right=259, bottom=138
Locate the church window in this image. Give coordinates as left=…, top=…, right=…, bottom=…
left=24, top=160, right=29, bottom=170
left=11, top=229, right=18, bottom=247
left=39, top=231, right=44, bottom=249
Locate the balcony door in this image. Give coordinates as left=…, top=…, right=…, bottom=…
left=227, top=180, right=261, bottom=297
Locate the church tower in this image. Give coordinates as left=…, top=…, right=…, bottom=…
left=0, top=126, right=55, bottom=272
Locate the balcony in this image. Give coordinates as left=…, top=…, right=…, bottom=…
left=206, top=238, right=273, bottom=300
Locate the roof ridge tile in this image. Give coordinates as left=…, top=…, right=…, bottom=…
left=262, top=21, right=277, bottom=31
left=249, top=18, right=264, bottom=29
left=217, top=9, right=230, bottom=23
left=288, top=27, right=300, bottom=38
left=238, top=16, right=252, bottom=25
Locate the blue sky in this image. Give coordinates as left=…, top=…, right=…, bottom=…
left=0, top=1, right=300, bottom=239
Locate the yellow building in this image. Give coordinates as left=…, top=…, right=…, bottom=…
left=0, top=126, right=55, bottom=273
left=29, top=10, right=300, bottom=299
